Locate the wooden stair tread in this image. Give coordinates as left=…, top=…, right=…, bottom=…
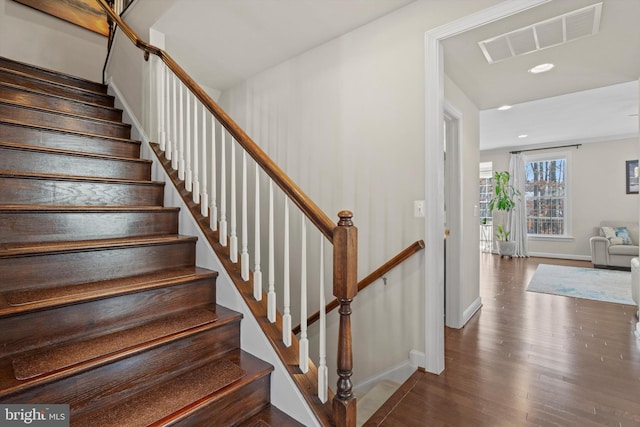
left=12, top=308, right=219, bottom=381
left=0, top=306, right=242, bottom=399
left=0, top=118, right=141, bottom=145
left=0, top=56, right=107, bottom=94
left=0, top=141, right=151, bottom=165
left=0, top=99, right=131, bottom=129
left=0, top=235, right=197, bottom=257
left=0, top=66, right=111, bottom=99
left=0, top=58, right=285, bottom=426
left=0, top=169, right=162, bottom=185
left=0, top=267, right=216, bottom=316
left=0, top=81, right=120, bottom=113
left=73, top=350, right=271, bottom=427
left=0, top=205, right=179, bottom=213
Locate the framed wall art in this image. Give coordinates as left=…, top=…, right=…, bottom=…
left=12, top=0, right=109, bottom=36
left=626, top=160, right=638, bottom=194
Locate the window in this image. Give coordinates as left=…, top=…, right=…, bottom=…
left=479, top=162, right=493, bottom=252
left=524, top=153, right=570, bottom=237
left=479, top=162, right=493, bottom=222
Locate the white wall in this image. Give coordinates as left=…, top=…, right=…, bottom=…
left=0, top=0, right=106, bottom=81
left=481, top=137, right=639, bottom=259
left=218, top=0, right=501, bottom=386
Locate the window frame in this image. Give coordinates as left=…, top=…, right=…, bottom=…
left=479, top=162, right=493, bottom=223
left=524, top=151, right=572, bottom=240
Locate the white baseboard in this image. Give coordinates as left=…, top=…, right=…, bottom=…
left=353, top=356, right=420, bottom=395
left=462, top=296, right=482, bottom=325
left=528, top=252, right=592, bottom=261
left=409, top=349, right=426, bottom=370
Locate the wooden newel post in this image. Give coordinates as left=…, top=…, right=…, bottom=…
left=332, top=210, right=357, bottom=427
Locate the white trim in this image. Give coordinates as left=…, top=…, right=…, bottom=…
left=528, top=235, right=574, bottom=241
left=462, top=296, right=482, bottom=325
left=353, top=358, right=417, bottom=396
left=528, top=252, right=592, bottom=261
left=409, top=349, right=427, bottom=368
left=423, top=0, right=551, bottom=374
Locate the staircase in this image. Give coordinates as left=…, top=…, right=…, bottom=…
left=0, top=56, right=302, bottom=426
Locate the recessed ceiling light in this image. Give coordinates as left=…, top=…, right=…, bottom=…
left=528, top=63, right=555, bottom=74
left=518, top=134, right=528, bottom=139
left=497, top=105, right=512, bottom=111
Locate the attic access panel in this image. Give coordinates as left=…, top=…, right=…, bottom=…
left=12, top=0, right=109, bottom=37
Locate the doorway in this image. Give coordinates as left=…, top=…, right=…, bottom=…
left=422, top=0, right=550, bottom=374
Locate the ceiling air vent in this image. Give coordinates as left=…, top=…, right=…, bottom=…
left=478, top=2, right=602, bottom=64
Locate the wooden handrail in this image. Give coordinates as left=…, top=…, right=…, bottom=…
left=294, top=239, right=425, bottom=334
left=96, top=0, right=335, bottom=241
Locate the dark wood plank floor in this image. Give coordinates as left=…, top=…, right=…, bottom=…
left=367, top=254, right=640, bottom=426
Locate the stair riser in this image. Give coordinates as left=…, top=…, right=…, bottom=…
left=2, top=322, right=241, bottom=408
left=0, top=103, right=130, bottom=139
left=0, top=57, right=107, bottom=94
left=0, top=70, right=113, bottom=107
left=0, top=176, right=164, bottom=206
left=171, top=375, right=271, bottom=427
left=0, top=210, right=179, bottom=244
left=0, top=122, right=140, bottom=158
left=0, top=146, right=151, bottom=181
left=0, top=84, right=122, bottom=121
left=0, top=241, right=195, bottom=291
left=0, top=280, right=216, bottom=359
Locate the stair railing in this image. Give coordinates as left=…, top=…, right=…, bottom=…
left=97, top=1, right=357, bottom=425
left=295, top=240, right=425, bottom=335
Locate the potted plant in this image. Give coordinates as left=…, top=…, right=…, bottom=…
left=489, top=171, right=520, bottom=257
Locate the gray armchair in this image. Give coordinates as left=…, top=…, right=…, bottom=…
left=590, top=221, right=639, bottom=269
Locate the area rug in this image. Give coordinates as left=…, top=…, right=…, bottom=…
left=527, top=264, right=634, bottom=305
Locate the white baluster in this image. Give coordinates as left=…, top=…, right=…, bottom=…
left=185, top=90, right=192, bottom=191
left=253, top=164, right=262, bottom=300
left=164, top=67, right=171, bottom=160
left=229, top=141, right=237, bottom=263
left=157, top=59, right=165, bottom=151
left=318, top=237, right=328, bottom=403
left=192, top=96, right=200, bottom=203
left=210, top=119, right=218, bottom=231
left=267, top=180, right=276, bottom=323
left=299, top=217, right=309, bottom=373
left=171, top=74, right=178, bottom=169
left=178, top=81, right=185, bottom=180
left=219, top=128, right=227, bottom=246
left=241, top=151, right=249, bottom=280
left=200, top=105, right=208, bottom=216
left=282, top=199, right=291, bottom=346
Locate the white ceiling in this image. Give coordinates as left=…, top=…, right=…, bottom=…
left=148, top=0, right=639, bottom=152
left=153, top=0, right=414, bottom=91
left=442, top=0, right=640, bottom=151
left=480, top=80, right=638, bottom=151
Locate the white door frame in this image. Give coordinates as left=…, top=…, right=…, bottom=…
left=422, top=0, right=551, bottom=374
left=444, top=102, right=463, bottom=328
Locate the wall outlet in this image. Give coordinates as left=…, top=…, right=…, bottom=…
left=414, top=200, right=426, bottom=217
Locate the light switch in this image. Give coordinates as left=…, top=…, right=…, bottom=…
left=414, top=200, right=426, bottom=217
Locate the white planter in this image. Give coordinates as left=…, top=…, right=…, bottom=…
left=497, top=241, right=516, bottom=257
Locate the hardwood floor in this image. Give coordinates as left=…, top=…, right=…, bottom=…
left=367, top=254, right=640, bottom=426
